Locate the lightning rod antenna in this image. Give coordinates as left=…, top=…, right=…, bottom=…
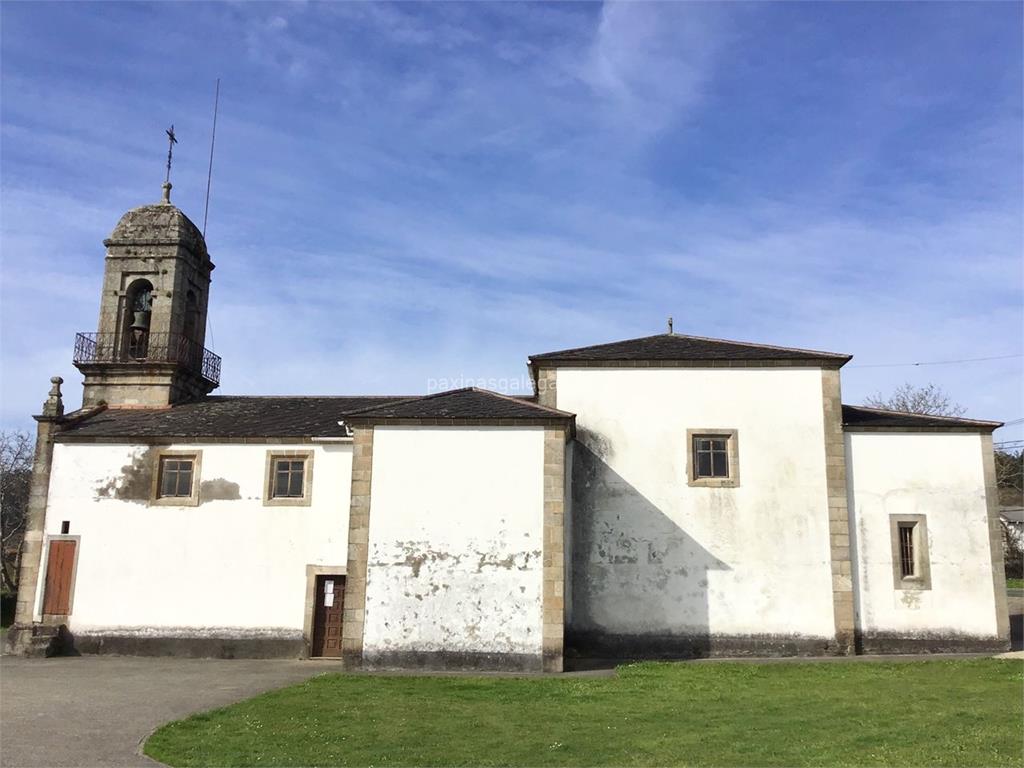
left=202, top=78, right=220, bottom=237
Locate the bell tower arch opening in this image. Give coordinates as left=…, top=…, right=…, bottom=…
left=124, top=279, right=154, bottom=360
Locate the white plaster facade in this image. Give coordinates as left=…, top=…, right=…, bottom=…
left=39, top=442, right=351, bottom=636
left=362, top=426, right=546, bottom=665
left=554, top=368, right=837, bottom=646
left=18, top=367, right=1007, bottom=664
left=846, top=432, right=1001, bottom=639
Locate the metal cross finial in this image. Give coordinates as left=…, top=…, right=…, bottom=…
left=165, top=125, right=177, bottom=184
left=162, top=125, right=178, bottom=203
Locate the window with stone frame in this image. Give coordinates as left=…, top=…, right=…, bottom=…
left=889, top=514, right=931, bottom=590
left=151, top=451, right=202, bottom=506
left=264, top=450, right=314, bottom=506
left=686, top=429, right=740, bottom=488
left=272, top=458, right=306, bottom=498
left=159, top=457, right=194, bottom=497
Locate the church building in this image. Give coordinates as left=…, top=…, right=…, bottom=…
left=6, top=185, right=1010, bottom=670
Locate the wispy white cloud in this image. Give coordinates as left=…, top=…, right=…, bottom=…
left=582, top=1, right=729, bottom=131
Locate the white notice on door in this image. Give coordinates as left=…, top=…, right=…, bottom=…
left=324, top=591, right=334, bottom=607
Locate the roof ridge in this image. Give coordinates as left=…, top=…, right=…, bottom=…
left=466, top=387, right=576, bottom=417
left=668, top=332, right=852, bottom=359
left=337, top=393, right=434, bottom=418
left=529, top=332, right=851, bottom=361
left=204, top=394, right=418, bottom=401
left=842, top=403, right=1002, bottom=426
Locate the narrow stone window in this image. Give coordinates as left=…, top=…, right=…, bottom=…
left=686, top=429, right=740, bottom=488
left=889, top=514, right=931, bottom=590
left=898, top=523, right=916, bottom=577
left=264, top=450, right=314, bottom=506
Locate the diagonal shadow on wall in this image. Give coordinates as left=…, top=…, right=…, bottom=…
left=568, top=432, right=726, bottom=661
left=567, top=428, right=836, bottom=664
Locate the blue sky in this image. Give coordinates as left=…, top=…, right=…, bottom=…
left=1, top=1, right=1021, bottom=441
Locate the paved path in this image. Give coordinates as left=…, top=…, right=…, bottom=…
left=2, top=628, right=1020, bottom=768
left=0, top=656, right=341, bottom=768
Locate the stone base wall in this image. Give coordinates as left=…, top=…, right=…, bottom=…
left=69, top=630, right=305, bottom=659
left=568, top=631, right=840, bottom=660
left=363, top=650, right=543, bottom=672
left=855, top=631, right=1010, bottom=655
left=569, top=629, right=1011, bottom=659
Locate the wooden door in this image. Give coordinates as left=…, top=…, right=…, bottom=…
left=42, top=540, right=76, bottom=616
left=311, top=575, right=344, bottom=657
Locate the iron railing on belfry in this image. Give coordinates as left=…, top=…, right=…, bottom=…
left=73, top=332, right=221, bottom=387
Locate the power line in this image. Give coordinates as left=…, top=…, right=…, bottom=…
left=202, top=78, right=220, bottom=237
left=848, top=353, right=1022, bottom=370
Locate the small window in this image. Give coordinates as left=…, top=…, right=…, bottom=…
left=272, top=459, right=306, bottom=498
left=889, top=514, right=931, bottom=590
left=151, top=451, right=202, bottom=506
left=264, top=450, right=314, bottom=506
left=159, top=457, right=194, bottom=497
left=686, top=429, right=739, bottom=488
left=694, top=437, right=729, bottom=479
left=898, top=523, right=916, bottom=578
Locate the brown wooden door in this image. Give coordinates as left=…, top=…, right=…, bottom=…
left=42, top=540, right=76, bottom=616
left=311, top=575, right=344, bottom=657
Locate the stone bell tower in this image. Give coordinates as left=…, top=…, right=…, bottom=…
left=73, top=182, right=221, bottom=407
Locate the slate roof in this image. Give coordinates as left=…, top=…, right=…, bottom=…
left=55, top=389, right=573, bottom=440
left=341, top=388, right=574, bottom=422
left=529, top=333, right=851, bottom=364
left=1000, top=507, right=1024, bottom=524
left=841, top=405, right=1002, bottom=431
left=56, top=396, right=415, bottom=440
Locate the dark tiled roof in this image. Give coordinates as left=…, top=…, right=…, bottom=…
left=341, top=388, right=573, bottom=422
left=57, top=396, right=415, bottom=440
left=841, top=405, right=1002, bottom=431
left=529, top=333, right=851, bottom=364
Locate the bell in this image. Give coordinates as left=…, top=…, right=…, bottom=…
left=130, top=310, right=151, bottom=331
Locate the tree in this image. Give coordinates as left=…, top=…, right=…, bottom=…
left=996, top=448, right=1023, bottom=508
left=864, top=382, right=967, bottom=417
left=0, top=431, right=33, bottom=595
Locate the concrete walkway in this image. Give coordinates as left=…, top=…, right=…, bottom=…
left=0, top=656, right=341, bottom=767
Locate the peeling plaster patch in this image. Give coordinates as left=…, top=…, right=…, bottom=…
left=899, top=591, right=922, bottom=609
left=476, top=550, right=541, bottom=572
left=94, top=447, right=157, bottom=503
left=365, top=538, right=544, bottom=656
left=200, top=478, right=241, bottom=502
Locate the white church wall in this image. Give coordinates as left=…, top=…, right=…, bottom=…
left=846, top=432, right=1000, bottom=644
left=555, top=367, right=836, bottom=652
left=40, top=441, right=351, bottom=637
left=362, top=426, right=546, bottom=669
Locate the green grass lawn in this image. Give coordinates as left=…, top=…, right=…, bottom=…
left=1007, top=578, right=1023, bottom=590
left=145, top=659, right=1023, bottom=767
